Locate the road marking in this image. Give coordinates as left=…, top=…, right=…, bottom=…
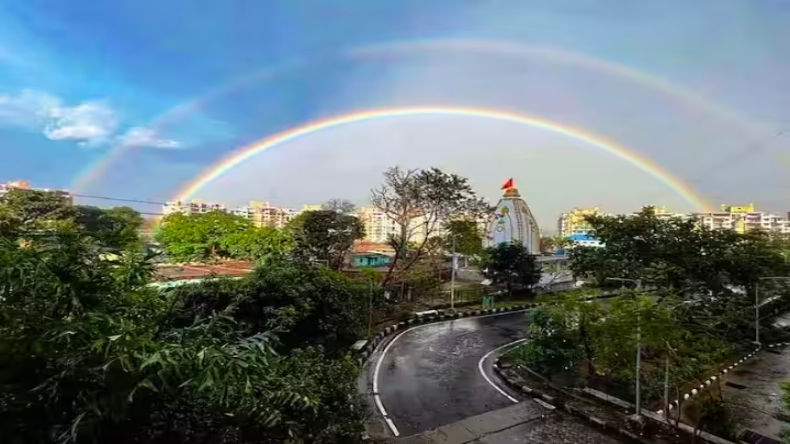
left=372, top=309, right=533, bottom=437
left=534, top=398, right=556, bottom=410
left=477, top=338, right=529, bottom=404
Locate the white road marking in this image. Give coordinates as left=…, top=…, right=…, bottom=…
left=372, top=308, right=532, bottom=437
left=534, top=398, right=556, bottom=410
left=477, top=338, right=529, bottom=404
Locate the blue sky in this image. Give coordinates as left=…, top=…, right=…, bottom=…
left=1, top=0, right=789, bottom=226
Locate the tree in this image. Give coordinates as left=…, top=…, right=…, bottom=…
left=74, top=205, right=144, bottom=250
left=0, top=188, right=75, bottom=237
left=289, top=210, right=364, bottom=270
left=155, top=211, right=252, bottom=262
left=0, top=216, right=367, bottom=444
left=321, top=198, right=357, bottom=215
left=481, top=242, right=541, bottom=295
left=221, top=226, right=294, bottom=262
left=516, top=307, right=580, bottom=380
left=370, top=166, right=490, bottom=286
left=441, top=219, right=483, bottom=258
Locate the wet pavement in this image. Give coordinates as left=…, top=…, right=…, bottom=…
left=722, top=345, right=790, bottom=439
left=366, top=311, right=629, bottom=442
left=374, top=312, right=529, bottom=436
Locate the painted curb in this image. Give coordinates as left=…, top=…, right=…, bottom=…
left=352, top=291, right=620, bottom=367
left=655, top=341, right=790, bottom=415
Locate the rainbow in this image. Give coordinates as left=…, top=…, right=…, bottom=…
left=71, top=38, right=762, bottom=195
left=173, top=106, right=711, bottom=211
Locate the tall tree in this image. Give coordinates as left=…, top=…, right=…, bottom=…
left=441, top=219, right=483, bottom=257
left=370, top=166, right=490, bottom=286
left=220, top=226, right=294, bottom=262
left=289, top=210, right=364, bottom=270
left=321, top=198, right=357, bottom=215
left=74, top=205, right=144, bottom=250
left=0, top=188, right=75, bottom=236
left=155, top=211, right=252, bottom=261
left=481, top=242, right=541, bottom=295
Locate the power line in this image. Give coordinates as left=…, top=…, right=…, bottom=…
left=5, top=186, right=167, bottom=206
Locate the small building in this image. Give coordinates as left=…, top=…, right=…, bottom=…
left=567, top=233, right=604, bottom=248
left=350, top=252, right=393, bottom=268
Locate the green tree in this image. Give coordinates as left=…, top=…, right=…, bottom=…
left=516, top=308, right=580, bottom=380
left=155, top=211, right=252, bottom=262
left=370, top=166, right=491, bottom=286
left=441, top=219, right=483, bottom=257
left=481, top=242, right=541, bottom=295
left=288, top=210, right=364, bottom=270
left=74, top=205, right=144, bottom=250
left=0, top=188, right=75, bottom=236
left=221, top=226, right=295, bottom=262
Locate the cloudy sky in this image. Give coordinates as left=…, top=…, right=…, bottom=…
left=1, top=0, right=789, bottom=230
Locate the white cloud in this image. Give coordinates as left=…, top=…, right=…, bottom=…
left=43, top=101, right=117, bottom=143
left=116, top=127, right=182, bottom=149
left=0, top=89, right=181, bottom=148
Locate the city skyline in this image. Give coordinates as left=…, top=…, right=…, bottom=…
left=0, top=1, right=788, bottom=224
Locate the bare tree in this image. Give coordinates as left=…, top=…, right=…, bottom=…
left=370, top=166, right=490, bottom=286
left=321, top=198, right=357, bottom=215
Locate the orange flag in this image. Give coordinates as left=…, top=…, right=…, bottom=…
left=501, top=178, right=514, bottom=190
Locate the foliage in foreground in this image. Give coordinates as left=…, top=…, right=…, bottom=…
left=0, top=223, right=366, bottom=443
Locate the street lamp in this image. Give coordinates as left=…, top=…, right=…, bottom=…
left=450, top=234, right=458, bottom=311
left=605, top=277, right=643, bottom=420
left=755, top=276, right=790, bottom=345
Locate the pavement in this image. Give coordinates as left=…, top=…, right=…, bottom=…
left=361, top=310, right=630, bottom=442
left=395, top=402, right=627, bottom=444
left=722, top=344, right=790, bottom=440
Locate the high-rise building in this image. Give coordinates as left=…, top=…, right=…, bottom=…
left=557, top=207, right=602, bottom=237
left=0, top=180, right=72, bottom=203
left=356, top=206, right=430, bottom=244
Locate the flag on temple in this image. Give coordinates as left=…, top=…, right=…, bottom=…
left=501, top=178, right=514, bottom=190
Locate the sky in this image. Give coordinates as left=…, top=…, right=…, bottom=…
left=0, top=0, right=789, bottom=229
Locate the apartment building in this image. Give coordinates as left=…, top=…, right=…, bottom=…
left=692, top=204, right=790, bottom=234
left=557, top=207, right=603, bottom=237
left=162, top=200, right=227, bottom=215
left=0, top=180, right=73, bottom=203
left=356, top=206, right=431, bottom=244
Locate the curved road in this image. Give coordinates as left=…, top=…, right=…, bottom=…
left=365, top=310, right=627, bottom=442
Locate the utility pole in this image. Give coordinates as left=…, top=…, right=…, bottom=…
left=663, top=341, right=675, bottom=420
left=368, top=278, right=374, bottom=337
left=450, top=235, right=457, bottom=311
left=606, top=277, right=643, bottom=420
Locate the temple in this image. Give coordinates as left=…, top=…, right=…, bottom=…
left=483, top=178, right=542, bottom=255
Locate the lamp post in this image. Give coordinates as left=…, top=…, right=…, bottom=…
left=450, top=234, right=458, bottom=311
left=755, top=276, right=790, bottom=345
left=606, top=277, right=643, bottom=419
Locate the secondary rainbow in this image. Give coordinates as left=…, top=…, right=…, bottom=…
left=72, top=38, right=762, bottom=195
left=173, top=106, right=711, bottom=211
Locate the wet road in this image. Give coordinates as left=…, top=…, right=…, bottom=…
left=373, top=311, right=530, bottom=436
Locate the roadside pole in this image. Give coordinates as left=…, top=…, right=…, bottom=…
left=450, top=235, right=457, bottom=311
left=606, top=277, right=643, bottom=420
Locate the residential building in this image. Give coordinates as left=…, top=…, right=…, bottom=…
left=566, top=233, right=604, bottom=248
left=692, top=204, right=790, bottom=234
left=245, top=201, right=299, bottom=229
left=0, top=179, right=72, bottom=203
left=557, top=207, right=603, bottom=237
left=162, top=200, right=226, bottom=215
left=640, top=205, right=689, bottom=220
left=356, top=206, right=430, bottom=244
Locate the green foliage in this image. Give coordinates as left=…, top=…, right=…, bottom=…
left=220, top=226, right=294, bottom=262
left=74, top=205, right=144, bottom=250
left=516, top=308, right=580, bottom=378
left=481, top=242, right=541, bottom=293
left=1, top=217, right=367, bottom=443
left=441, top=219, right=483, bottom=257
left=320, top=198, right=357, bottom=215
left=155, top=211, right=253, bottom=262
left=288, top=210, right=364, bottom=270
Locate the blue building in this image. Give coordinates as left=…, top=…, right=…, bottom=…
left=350, top=252, right=392, bottom=268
